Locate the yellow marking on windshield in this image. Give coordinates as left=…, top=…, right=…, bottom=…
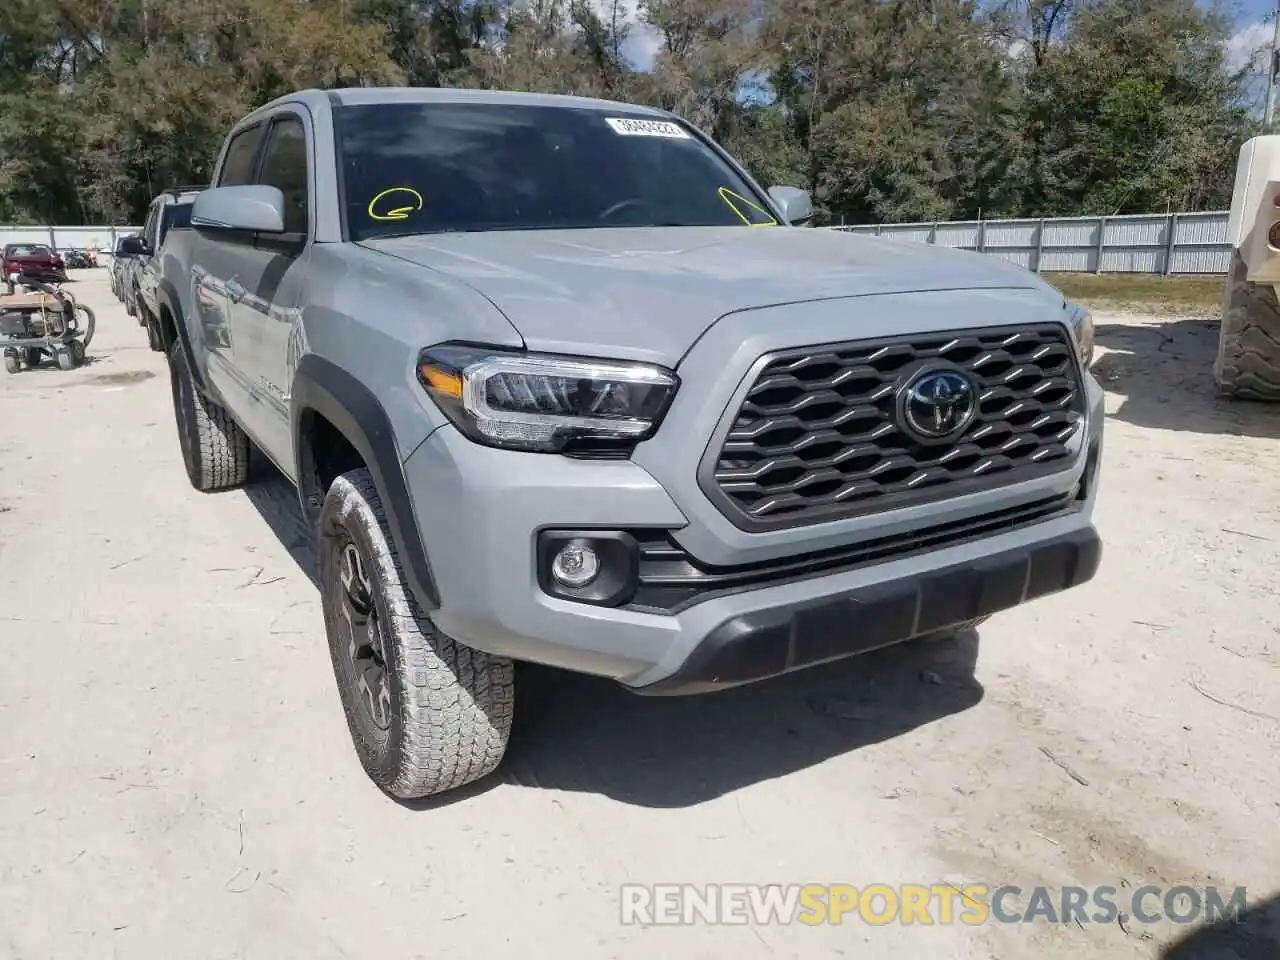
left=718, top=187, right=778, bottom=226
left=368, top=187, right=425, bottom=222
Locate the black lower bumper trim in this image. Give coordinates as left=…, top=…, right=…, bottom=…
left=633, top=526, right=1102, bottom=696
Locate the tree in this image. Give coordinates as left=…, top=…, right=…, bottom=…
left=1022, top=0, right=1252, bottom=215
left=0, top=0, right=1257, bottom=225
left=763, top=0, right=1025, bottom=223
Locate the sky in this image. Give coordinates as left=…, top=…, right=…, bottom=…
left=611, top=5, right=663, bottom=70
left=1219, top=0, right=1276, bottom=112
left=1223, top=0, right=1273, bottom=70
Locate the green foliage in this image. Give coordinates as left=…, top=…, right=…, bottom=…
left=1023, top=0, right=1252, bottom=216
left=0, top=0, right=1257, bottom=225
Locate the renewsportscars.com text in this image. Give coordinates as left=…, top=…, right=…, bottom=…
left=620, top=883, right=1249, bottom=927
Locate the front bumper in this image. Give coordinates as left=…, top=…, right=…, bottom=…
left=402, top=415, right=1103, bottom=693
left=638, top=526, right=1100, bottom=694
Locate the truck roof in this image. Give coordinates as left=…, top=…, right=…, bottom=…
left=247, top=86, right=672, bottom=123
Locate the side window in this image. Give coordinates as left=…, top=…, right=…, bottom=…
left=143, top=205, right=159, bottom=250
left=147, top=204, right=163, bottom=249
left=218, top=125, right=265, bottom=187
left=256, top=117, right=309, bottom=235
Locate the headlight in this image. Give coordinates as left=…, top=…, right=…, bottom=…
left=417, top=344, right=679, bottom=454
left=1066, top=302, right=1095, bottom=368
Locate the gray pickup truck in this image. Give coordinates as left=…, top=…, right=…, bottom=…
left=154, top=87, right=1104, bottom=800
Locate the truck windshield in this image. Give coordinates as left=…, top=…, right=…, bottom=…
left=336, top=102, right=780, bottom=242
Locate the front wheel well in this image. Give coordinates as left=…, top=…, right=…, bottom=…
left=297, top=408, right=366, bottom=524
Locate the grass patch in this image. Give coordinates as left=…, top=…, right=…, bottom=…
left=1043, top=273, right=1224, bottom=316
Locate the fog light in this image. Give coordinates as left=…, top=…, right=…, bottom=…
left=537, top=530, right=639, bottom=606
left=551, top=541, right=600, bottom=587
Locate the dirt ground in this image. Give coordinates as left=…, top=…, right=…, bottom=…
left=1, top=273, right=1277, bottom=960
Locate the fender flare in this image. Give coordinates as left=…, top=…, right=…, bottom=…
left=156, top=278, right=206, bottom=393
left=291, top=354, right=440, bottom=611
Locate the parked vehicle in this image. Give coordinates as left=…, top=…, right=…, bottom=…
left=1216, top=134, right=1280, bottom=400
left=109, top=235, right=139, bottom=300
left=156, top=87, right=1104, bottom=801
left=61, top=249, right=95, bottom=270
left=118, top=186, right=206, bottom=350
left=2, top=244, right=67, bottom=283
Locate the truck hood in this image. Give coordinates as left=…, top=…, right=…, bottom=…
left=362, top=226, right=1059, bottom=368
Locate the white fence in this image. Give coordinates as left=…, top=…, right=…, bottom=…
left=0, top=225, right=143, bottom=254
left=832, top=211, right=1232, bottom=275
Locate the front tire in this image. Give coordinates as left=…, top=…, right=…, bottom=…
left=167, top=341, right=250, bottom=491
left=1216, top=252, right=1280, bottom=401
left=318, top=468, right=514, bottom=800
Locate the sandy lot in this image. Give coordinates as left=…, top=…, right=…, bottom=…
left=0, top=274, right=1277, bottom=960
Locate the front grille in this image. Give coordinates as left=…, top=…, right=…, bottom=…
left=702, top=325, right=1085, bottom=530
left=629, top=492, right=1080, bottom=613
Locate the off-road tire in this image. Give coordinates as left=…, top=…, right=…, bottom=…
left=3, top=351, right=19, bottom=375
left=319, top=468, right=514, bottom=800
left=1215, top=251, right=1280, bottom=401
left=55, top=348, right=76, bottom=371
left=167, top=341, right=250, bottom=491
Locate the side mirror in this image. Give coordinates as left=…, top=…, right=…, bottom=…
left=768, top=186, right=814, bottom=226
left=118, top=237, right=145, bottom=257
left=192, top=185, right=286, bottom=235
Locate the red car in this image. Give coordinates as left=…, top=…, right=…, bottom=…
left=2, top=243, right=67, bottom=282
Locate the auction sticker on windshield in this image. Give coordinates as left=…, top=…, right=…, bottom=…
left=605, top=117, right=690, bottom=138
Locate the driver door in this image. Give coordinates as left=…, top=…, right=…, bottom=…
left=221, top=112, right=313, bottom=474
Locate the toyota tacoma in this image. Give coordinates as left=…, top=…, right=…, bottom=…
left=154, top=87, right=1104, bottom=800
